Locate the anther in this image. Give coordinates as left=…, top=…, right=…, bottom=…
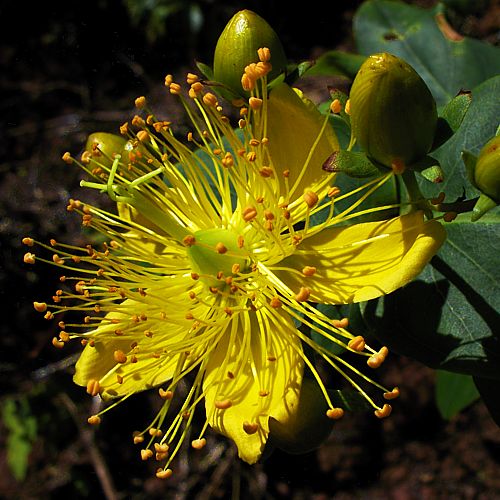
left=203, top=92, right=218, bottom=107
left=52, top=337, right=65, bottom=349
left=119, top=122, right=129, bottom=135
left=137, top=130, right=149, bottom=143
left=183, top=235, right=196, bottom=246
left=249, top=97, right=263, bottom=110
left=190, top=272, right=199, bottom=280
left=155, top=469, right=173, bottom=479
left=348, top=335, right=366, bottom=352
left=383, top=387, right=400, bottom=400
left=149, top=428, right=163, bottom=437
left=374, top=404, right=392, bottom=419
left=87, top=415, right=101, bottom=425
left=330, top=99, right=342, bottom=114
left=259, top=390, right=269, bottom=397
left=141, top=449, right=153, bottom=461
left=215, top=242, right=227, bottom=254
left=246, top=151, right=257, bottom=162
left=302, top=266, right=317, bottom=277
left=237, top=235, right=245, bottom=248
left=44, top=311, right=54, bottom=320
left=86, top=379, right=100, bottom=396
left=133, top=434, right=144, bottom=444
left=242, top=206, right=258, bottom=222
left=113, top=350, right=127, bottom=364
left=241, top=73, right=254, bottom=92
left=154, top=443, right=169, bottom=454
left=169, top=82, right=181, bottom=94
left=62, top=152, right=73, bottom=164
left=328, top=186, right=341, bottom=198
left=258, top=47, right=271, bottom=62
left=243, top=421, right=259, bottom=434
left=326, top=408, right=345, bottom=420
left=24, top=252, right=36, bottom=264
left=367, top=346, right=389, bottom=369
left=186, top=72, right=199, bottom=84
left=303, top=191, right=319, bottom=208
left=294, top=287, right=311, bottom=302
left=159, top=388, right=174, bottom=400
left=344, top=99, right=351, bottom=115
left=259, top=166, right=273, bottom=177
left=134, top=96, right=146, bottom=109
left=191, top=438, right=207, bottom=450
left=215, top=399, right=232, bottom=410
left=33, top=301, right=47, bottom=313
left=270, top=297, right=282, bottom=308
left=431, top=192, right=445, bottom=205
left=332, top=317, right=349, bottom=329
left=22, top=237, right=34, bottom=246
left=231, top=263, right=241, bottom=274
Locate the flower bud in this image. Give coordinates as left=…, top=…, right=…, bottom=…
left=213, top=10, right=287, bottom=96
left=268, top=378, right=336, bottom=454
left=349, top=53, right=437, bottom=168
left=85, top=132, right=128, bottom=168
left=474, top=135, right=500, bottom=202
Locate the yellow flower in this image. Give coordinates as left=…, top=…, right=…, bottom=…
left=25, top=48, right=445, bottom=477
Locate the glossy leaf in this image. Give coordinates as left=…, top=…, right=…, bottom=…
left=360, top=213, right=500, bottom=379
left=435, top=370, right=479, bottom=420
left=353, top=0, right=500, bottom=106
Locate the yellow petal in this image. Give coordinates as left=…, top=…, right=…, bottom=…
left=73, top=299, right=188, bottom=400
left=203, top=309, right=304, bottom=464
left=266, top=83, right=338, bottom=196
left=277, top=211, right=446, bottom=304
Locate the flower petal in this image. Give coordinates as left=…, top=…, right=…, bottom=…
left=266, top=83, right=338, bottom=196
left=203, top=308, right=304, bottom=464
left=276, top=211, right=446, bottom=304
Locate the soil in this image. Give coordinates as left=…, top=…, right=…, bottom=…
left=1, top=1, right=499, bottom=498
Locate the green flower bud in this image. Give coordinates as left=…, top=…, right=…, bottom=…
left=85, top=132, right=128, bottom=167
left=213, top=10, right=287, bottom=96
left=268, top=378, right=337, bottom=454
left=474, top=135, right=500, bottom=202
left=349, top=53, right=437, bottom=168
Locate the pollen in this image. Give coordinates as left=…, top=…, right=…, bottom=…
left=348, top=335, right=366, bottom=352
left=33, top=301, right=47, bottom=313
left=302, top=266, right=317, bottom=277
left=114, top=350, right=127, bottom=364
left=87, top=415, right=101, bottom=425
left=183, top=235, right=196, bottom=246
left=86, top=379, right=100, bottom=396
left=326, top=407, right=345, bottom=419
left=249, top=97, right=263, bottom=110
left=303, top=190, right=319, bottom=208
left=374, top=403, right=392, bottom=419
left=24, top=252, right=36, bottom=264
left=155, top=468, right=173, bottom=479
left=191, top=438, right=207, bottom=450
left=257, top=47, right=271, bottom=62
left=215, top=242, right=228, bottom=254
left=203, top=92, right=218, bottom=107
left=330, top=99, right=342, bottom=114
left=214, top=399, right=232, bottom=409
left=134, top=96, right=147, bottom=109
left=243, top=206, right=258, bottom=222
left=242, top=421, right=259, bottom=434
left=294, top=287, right=311, bottom=302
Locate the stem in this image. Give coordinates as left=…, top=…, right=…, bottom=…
left=401, top=170, right=432, bottom=217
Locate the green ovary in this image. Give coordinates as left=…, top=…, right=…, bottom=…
left=187, top=228, right=250, bottom=287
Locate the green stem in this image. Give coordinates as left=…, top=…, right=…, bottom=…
left=401, top=170, right=432, bottom=218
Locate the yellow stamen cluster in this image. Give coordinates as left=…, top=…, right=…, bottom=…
left=24, top=46, right=404, bottom=478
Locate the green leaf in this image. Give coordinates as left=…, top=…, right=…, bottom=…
left=2, top=398, right=38, bottom=481
left=360, top=213, right=500, bottom=379
left=306, top=51, right=366, bottom=79
left=432, top=92, right=472, bottom=149
left=429, top=76, right=500, bottom=201
left=353, top=0, right=500, bottom=106
left=435, top=370, right=479, bottom=419
left=474, top=376, right=500, bottom=427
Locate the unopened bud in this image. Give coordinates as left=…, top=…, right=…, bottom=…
left=349, top=53, right=437, bottom=168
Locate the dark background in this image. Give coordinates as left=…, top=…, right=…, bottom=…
left=1, top=1, right=499, bottom=498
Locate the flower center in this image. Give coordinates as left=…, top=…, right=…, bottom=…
left=187, top=228, right=249, bottom=287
